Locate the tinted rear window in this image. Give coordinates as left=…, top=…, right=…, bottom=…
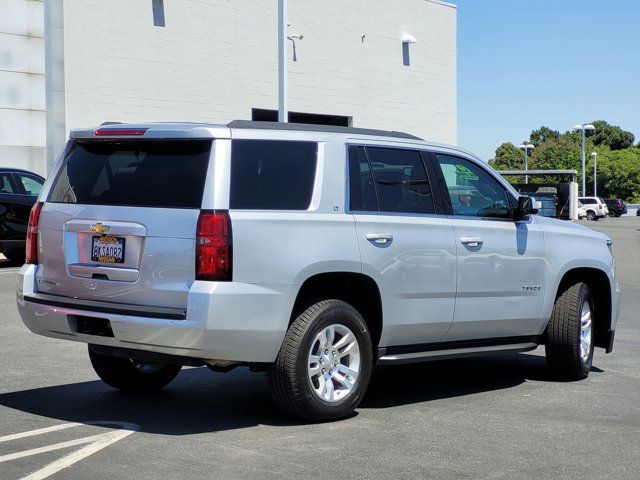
left=48, top=140, right=212, bottom=208
left=230, top=140, right=317, bottom=210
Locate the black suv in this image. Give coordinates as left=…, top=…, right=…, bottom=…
left=0, top=168, right=44, bottom=262
left=604, top=198, right=627, bottom=217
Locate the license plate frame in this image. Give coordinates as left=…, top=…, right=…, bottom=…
left=91, top=235, right=126, bottom=264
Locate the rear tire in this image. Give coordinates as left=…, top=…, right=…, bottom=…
left=586, top=211, right=596, bottom=221
left=88, top=346, right=182, bottom=392
left=267, top=300, right=373, bottom=421
left=545, top=282, right=594, bottom=380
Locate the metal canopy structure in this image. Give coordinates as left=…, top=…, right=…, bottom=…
left=496, top=170, right=578, bottom=182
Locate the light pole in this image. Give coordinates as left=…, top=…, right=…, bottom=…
left=518, top=144, right=534, bottom=183
left=278, top=0, right=288, bottom=122
left=591, top=151, right=598, bottom=196
left=573, top=124, right=595, bottom=196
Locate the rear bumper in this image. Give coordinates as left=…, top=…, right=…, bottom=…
left=17, top=264, right=294, bottom=363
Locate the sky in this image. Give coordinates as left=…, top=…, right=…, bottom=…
left=451, top=0, right=639, bottom=160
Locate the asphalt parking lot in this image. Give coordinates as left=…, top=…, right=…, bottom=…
left=1, top=216, right=638, bottom=480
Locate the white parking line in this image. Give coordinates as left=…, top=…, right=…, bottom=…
left=0, top=268, right=20, bottom=275
left=0, top=433, right=106, bottom=463
left=0, top=421, right=139, bottom=480
left=0, top=422, right=82, bottom=443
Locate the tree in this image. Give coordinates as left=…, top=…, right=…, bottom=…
left=529, top=126, right=560, bottom=147
left=529, top=135, right=582, bottom=171
left=525, top=135, right=592, bottom=184
left=588, top=120, right=635, bottom=150
left=593, top=148, right=640, bottom=202
left=490, top=142, right=523, bottom=170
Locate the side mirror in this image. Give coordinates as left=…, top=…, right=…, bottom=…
left=514, top=196, right=537, bottom=220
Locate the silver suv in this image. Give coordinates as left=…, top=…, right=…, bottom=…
left=17, top=121, right=620, bottom=421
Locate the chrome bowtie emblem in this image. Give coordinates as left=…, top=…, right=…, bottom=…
left=89, top=223, right=110, bottom=234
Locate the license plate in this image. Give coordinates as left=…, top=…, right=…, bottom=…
left=91, top=236, right=125, bottom=264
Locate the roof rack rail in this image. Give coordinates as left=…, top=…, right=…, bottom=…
left=226, top=120, right=422, bottom=141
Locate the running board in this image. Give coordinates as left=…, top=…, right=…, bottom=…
left=377, top=336, right=540, bottom=365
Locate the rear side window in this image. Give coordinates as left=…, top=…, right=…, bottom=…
left=230, top=140, right=317, bottom=210
left=0, top=173, right=15, bottom=194
left=580, top=198, right=596, bottom=204
left=16, top=173, right=43, bottom=196
left=348, top=146, right=435, bottom=214
left=48, top=140, right=211, bottom=208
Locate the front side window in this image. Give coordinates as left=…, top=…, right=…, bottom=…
left=230, top=140, right=318, bottom=210
left=348, top=146, right=435, bottom=214
left=16, top=174, right=43, bottom=196
left=436, top=154, right=511, bottom=218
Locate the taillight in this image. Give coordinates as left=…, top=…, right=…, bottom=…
left=26, top=202, right=43, bottom=264
left=598, top=204, right=603, bottom=209
left=196, top=210, right=232, bottom=281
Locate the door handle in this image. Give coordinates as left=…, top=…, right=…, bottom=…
left=366, top=233, right=393, bottom=245
left=460, top=237, right=483, bottom=247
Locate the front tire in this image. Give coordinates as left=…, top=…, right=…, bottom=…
left=88, top=346, right=182, bottom=392
left=545, top=282, right=594, bottom=380
left=267, top=300, right=373, bottom=421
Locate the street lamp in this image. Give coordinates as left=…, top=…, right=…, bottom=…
left=518, top=144, right=535, bottom=184
left=573, top=124, right=595, bottom=196
left=591, top=151, right=598, bottom=197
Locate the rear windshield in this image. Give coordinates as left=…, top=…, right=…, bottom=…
left=230, top=140, right=317, bottom=210
left=48, top=140, right=212, bottom=208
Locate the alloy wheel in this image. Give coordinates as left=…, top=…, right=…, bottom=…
left=307, top=324, right=361, bottom=402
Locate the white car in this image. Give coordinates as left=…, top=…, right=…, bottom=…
left=578, top=196, right=608, bottom=220
left=17, top=121, right=620, bottom=421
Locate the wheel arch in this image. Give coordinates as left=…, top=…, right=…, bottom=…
left=555, top=267, right=612, bottom=350
left=290, top=272, right=383, bottom=351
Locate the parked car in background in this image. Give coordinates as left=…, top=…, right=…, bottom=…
left=603, top=198, right=627, bottom=217
left=578, top=197, right=608, bottom=221
left=0, top=168, right=45, bottom=261
left=577, top=202, right=587, bottom=219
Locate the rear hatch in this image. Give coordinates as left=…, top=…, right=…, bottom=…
left=36, top=138, right=212, bottom=310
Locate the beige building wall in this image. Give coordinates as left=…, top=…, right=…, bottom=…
left=0, top=0, right=46, bottom=175
left=47, top=0, right=456, bottom=171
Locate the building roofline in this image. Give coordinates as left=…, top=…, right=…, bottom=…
left=425, top=0, right=457, bottom=9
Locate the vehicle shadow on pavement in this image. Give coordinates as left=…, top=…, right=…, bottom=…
left=0, top=353, right=603, bottom=432
left=0, top=367, right=290, bottom=434
left=362, top=352, right=602, bottom=409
